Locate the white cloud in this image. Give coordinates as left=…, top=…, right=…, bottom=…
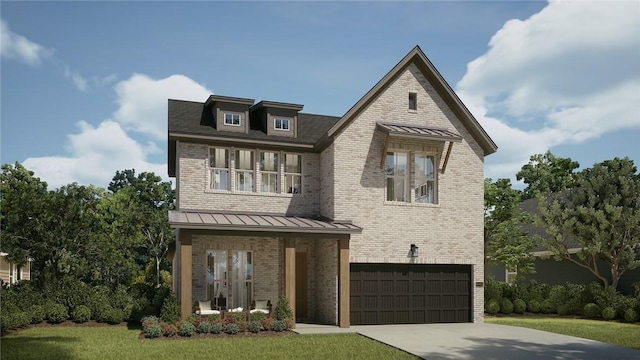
left=64, top=67, right=89, bottom=92
left=23, top=74, right=212, bottom=189
left=457, top=0, right=640, bottom=181
left=0, top=18, right=52, bottom=66
left=113, top=74, right=212, bottom=139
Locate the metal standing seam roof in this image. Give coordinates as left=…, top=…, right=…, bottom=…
left=376, top=122, right=463, bottom=142
left=169, top=211, right=362, bottom=234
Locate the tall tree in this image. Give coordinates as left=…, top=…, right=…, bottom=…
left=516, top=151, right=580, bottom=200
left=538, top=157, right=640, bottom=290
left=484, top=178, right=536, bottom=276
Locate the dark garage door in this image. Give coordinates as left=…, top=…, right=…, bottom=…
left=350, top=263, right=471, bottom=325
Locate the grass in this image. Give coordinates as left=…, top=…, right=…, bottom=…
left=486, top=316, right=640, bottom=350
left=1, top=325, right=418, bottom=360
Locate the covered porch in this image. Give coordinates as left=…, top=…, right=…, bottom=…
left=169, top=210, right=361, bottom=328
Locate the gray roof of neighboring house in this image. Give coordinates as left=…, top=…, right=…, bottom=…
left=169, top=210, right=362, bottom=234
left=520, top=197, right=583, bottom=253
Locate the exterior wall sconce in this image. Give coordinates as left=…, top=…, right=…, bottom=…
left=410, top=244, right=419, bottom=257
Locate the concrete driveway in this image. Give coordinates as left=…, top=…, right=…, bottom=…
left=294, top=323, right=640, bottom=359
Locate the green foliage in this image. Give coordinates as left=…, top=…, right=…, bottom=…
left=624, top=309, right=639, bottom=323
left=46, top=303, right=69, bottom=324
left=71, top=305, right=92, bottom=323
left=249, top=311, right=267, bottom=322
left=513, top=299, right=526, bottom=314
left=527, top=300, right=541, bottom=313
left=144, top=324, right=162, bottom=338
left=141, top=315, right=158, bottom=329
left=225, top=322, right=240, bottom=335
left=249, top=320, right=262, bottom=333
left=179, top=322, right=196, bottom=337
left=602, top=307, right=617, bottom=320
left=197, top=321, right=212, bottom=334
left=547, top=285, right=566, bottom=312
left=161, top=322, right=177, bottom=337
left=485, top=299, right=500, bottom=314
left=29, top=305, right=46, bottom=324
left=104, top=308, right=124, bottom=325
left=210, top=322, right=224, bottom=334
left=109, top=285, right=133, bottom=320
left=159, top=292, right=181, bottom=324
left=274, top=296, right=293, bottom=321
left=583, top=303, right=601, bottom=318
left=484, top=276, right=502, bottom=301
left=499, top=298, right=514, bottom=314
left=540, top=299, right=556, bottom=314
left=272, top=320, right=287, bottom=332
left=516, top=151, right=579, bottom=200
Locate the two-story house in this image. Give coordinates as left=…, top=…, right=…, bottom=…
left=167, top=46, right=497, bottom=327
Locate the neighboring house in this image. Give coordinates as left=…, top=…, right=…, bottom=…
left=486, top=198, right=640, bottom=295
left=168, top=46, right=497, bottom=327
left=0, top=252, right=31, bottom=285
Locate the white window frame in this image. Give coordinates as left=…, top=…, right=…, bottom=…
left=209, top=147, right=230, bottom=190
left=260, top=151, right=279, bottom=193
left=206, top=250, right=228, bottom=309
left=224, top=113, right=242, bottom=126
left=506, top=267, right=518, bottom=284
left=414, top=154, right=436, bottom=204
left=386, top=151, right=409, bottom=202
left=235, top=149, right=255, bottom=192
left=284, top=153, right=302, bottom=194
left=274, top=118, right=291, bottom=131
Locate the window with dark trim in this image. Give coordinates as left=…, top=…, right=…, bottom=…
left=409, top=92, right=417, bottom=110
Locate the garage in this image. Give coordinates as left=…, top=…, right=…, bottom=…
left=350, top=263, right=471, bottom=325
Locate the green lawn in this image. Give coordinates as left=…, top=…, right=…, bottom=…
left=486, top=317, right=640, bottom=350
left=1, top=325, right=418, bottom=360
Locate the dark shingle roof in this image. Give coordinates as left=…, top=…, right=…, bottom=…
left=168, top=99, right=340, bottom=146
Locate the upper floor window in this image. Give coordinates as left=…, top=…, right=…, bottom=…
left=284, top=153, right=302, bottom=194
left=235, top=150, right=254, bottom=192
left=409, top=92, right=417, bottom=111
left=260, top=152, right=279, bottom=193
left=224, top=113, right=241, bottom=126
left=415, top=154, right=436, bottom=204
left=386, top=152, right=408, bottom=202
left=210, top=147, right=230, bottom=190
left=274, top=118, right=290, bottom=131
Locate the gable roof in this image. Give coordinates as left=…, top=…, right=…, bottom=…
left=327, top=45, right=497, bottom=156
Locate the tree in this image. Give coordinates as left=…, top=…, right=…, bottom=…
left=538, top=157, right=640, bottom=290
left=108, top=170, right=174, bottom=287
left=516, top=151, right=580, bottom=200
left=484, top=178, right=536, bottom=276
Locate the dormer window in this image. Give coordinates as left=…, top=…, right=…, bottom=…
left=224, top=113, right=241, bottom=126
left=274, top=118, right=290, bottom=131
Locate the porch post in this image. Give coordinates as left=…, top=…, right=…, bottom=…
left=285, top=238, right=296, bottom=321
left=179, top=231, right=192, bottom=320
left=338, top=237, right=350, bottom=328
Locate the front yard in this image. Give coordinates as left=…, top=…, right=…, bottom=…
left=1, top=324, right=418, bottom=360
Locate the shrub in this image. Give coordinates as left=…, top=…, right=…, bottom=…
left=249, top=312, right=267, bottom=322
left=485, top=299, right=500, bottom=314
left=540, top=299, right=556, bottom=314
left=513, top=299, right=526, bottom=314
left=87, top=287, right=112, bottom=322
left=583, top=303, right=600, bottom=319
left=208, top=314, right=221, bottom=323
left=557, top=305, right=570, bottom=316
left=47, top=303, right=68, bottom=324
left=624, top=309, right=639, bottom=323
left=197, top=321, right=212, bottom=334
left=226, top=323, right=240, bottom=335
left=145, top=323, right=162, bottom=338
left=523, top=280, right=546, bottom=303
left=47, top=277, right=91, bottom=313
left=484, top=276, right=502, bottom=301
left=159, top=292, right=181, bottom=324
left=109, top=285, right=133, bottom=320
left=186, top=313, right=198, bottom=324
left=71, top=305, right=92, bottom=323
left=141, top=315, right=159, bottom=329
left=3, top=311, right=31, bottom=330
left=210, top=322, right=224, bottom=334
left=104, top=308, right=124, bottom=325
left=248, top=320, right=261, bottom=333
left=274, top=297, right=293, bottom=321
left=29, top=305, right=46, bottom=324
left=179, top=322, right=196, bottom=337
left=161, top=322, right=178, bottom=337
left=499, top=299, right=514, bottom=314
left=527, top=299, right=541, bottom=313
left=547, top=285, right=566, bottom=311
left=602, top=307, right=616, bottom=321
left=273, top=319, right=287, bottom=332
left=260, top=317, right=274, bottom=331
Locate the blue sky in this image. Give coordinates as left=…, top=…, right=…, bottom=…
left=2, top=1, right=639, bottom=189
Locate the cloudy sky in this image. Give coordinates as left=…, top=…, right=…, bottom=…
left=2, top=1, right=639, bottom=190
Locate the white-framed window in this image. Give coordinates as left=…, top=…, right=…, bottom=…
left=386, top=152, right=408, bottom=202
left=207, top=250, right=228, bottom=309
left=231, top=251, right=253, bottom=310
left=274, top=118, right=290, bottom=131
left=284, top=153, right=302, bottom=194
left=209, top=147, right=230, bottom=190
left=224, top=113, right=241, bottom=126
left=506, top=267, right=517, bottom=284
left=414, top=154, right=436, bottom=203
left=206, top=250, right=253, bottom=311
left=235, top=149, right=254, bottom=192
left=260, top=151, right=279, bottom=193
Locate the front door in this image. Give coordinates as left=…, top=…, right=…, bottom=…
left=295, top=252, right=308, bottom=321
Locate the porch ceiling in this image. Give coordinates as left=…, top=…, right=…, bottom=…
left=169, top=210, right=362, bottom=234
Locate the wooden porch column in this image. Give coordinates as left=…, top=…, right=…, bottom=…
left=284, top=238, right=296, bottom=320
left=338, top=238, right=350, bottom=328
left=179, top=231, right=192, bottom=320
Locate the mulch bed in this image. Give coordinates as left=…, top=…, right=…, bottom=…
left=138, top=330, right=296, bottom=340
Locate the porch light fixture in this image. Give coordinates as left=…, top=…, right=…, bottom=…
left=410, top=244, right=419, bottom=258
